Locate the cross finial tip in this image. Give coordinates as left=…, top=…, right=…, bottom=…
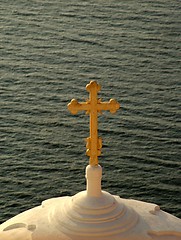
left=86, top=80, right=101, bottom=93
left=109, top=99, right=120, bottom=113
left=67, top=99, right=80, bottom=114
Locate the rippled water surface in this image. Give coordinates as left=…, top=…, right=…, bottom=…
left=0, top=0, right=180, bottom=223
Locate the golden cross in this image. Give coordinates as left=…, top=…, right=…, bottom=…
left=68, top=81, right=120, bottom=166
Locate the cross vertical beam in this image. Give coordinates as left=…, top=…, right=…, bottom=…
left=86, top=81, right=100, bottom=166
left=68, top=81, right=120, bottom=166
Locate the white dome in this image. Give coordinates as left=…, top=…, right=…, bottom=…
left=0, top=165, right=181, bottom=240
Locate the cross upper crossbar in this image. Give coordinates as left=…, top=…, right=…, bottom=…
left=68, top=81, right=120, bottom=166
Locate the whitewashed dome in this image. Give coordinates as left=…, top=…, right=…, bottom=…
left=0, top=81, right=181, bottom=240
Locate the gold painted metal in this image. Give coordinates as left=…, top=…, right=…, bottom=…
left=68, top=81, right=120, bottom=166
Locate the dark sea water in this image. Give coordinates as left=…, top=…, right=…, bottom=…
left=0, top=0, right=180, bottom=223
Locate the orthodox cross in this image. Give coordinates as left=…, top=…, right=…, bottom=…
left=68, top=81, right=120, bottom=166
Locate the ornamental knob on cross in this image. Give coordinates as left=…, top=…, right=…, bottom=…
left=68, top=81, right=120, bottom=166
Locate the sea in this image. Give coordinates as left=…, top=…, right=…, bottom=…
left=0, top=0, right=180, bottom=224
